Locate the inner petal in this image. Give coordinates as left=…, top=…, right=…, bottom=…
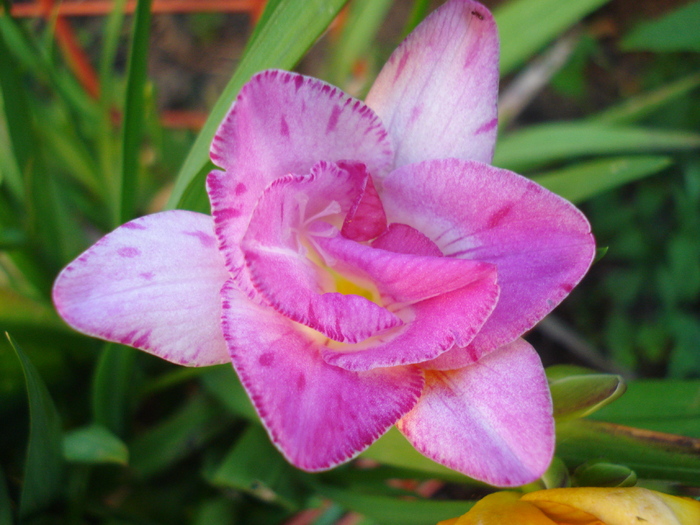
left=241, top=161, right=401, bottom=344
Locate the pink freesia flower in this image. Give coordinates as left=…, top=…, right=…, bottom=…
left=53, top=0, right=595, bottom=486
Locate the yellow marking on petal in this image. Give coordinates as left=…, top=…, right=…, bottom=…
left=330, top=269, right=378, bottom=303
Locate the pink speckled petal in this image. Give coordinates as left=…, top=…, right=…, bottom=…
left=316, top=234, right=499, bottom=371
left=321, top=276, right=499, bottom=371
left=220, top=281, right=424, bottom=471
left=398, top=339, right=554, bottom=487
left=52, top=211, right=230, bottom=366
left=382, top=158, right=595, bottom=366
left=341, top=169, right=387, bottom=242
left=208, top=70, right=393, bottom=278
left=365, top=0, right=499, bottom=167
left=371, top=223, right=443, bottom=257
left=317, top=233, right=496, bottom=305
left=242, top=162, right=400, bottom=343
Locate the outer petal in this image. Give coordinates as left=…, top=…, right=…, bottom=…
left=53, top=211, right=230, bottom=366
left=382, top=159, right=595, bottom=367
left=365, top=0, right=499, bottom=167
left=208, top=70, right=393, bottom=277
left=397, top=339, right=555, bottom=487
left=220, top=281, right=424, bottom=471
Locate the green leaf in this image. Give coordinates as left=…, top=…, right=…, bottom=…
left=0, top=287, right=67, bottom=331
left=166, top=0, right=349, bottom=210
left=200, top=364, right=258, bottom=422
left=116, top=0, right=152, bottom=225
left=91, top=344, right=136, bottom=437
left=547, top=365, right=626, bottom=421
left=325, top=0, right=394, bottom=89
left=361, top=427, right=475, bottom=484
left=591, top=380, right=700, bottom=438
left=192, top=498, right=237, bottom=525
left=402, top=0, right=431, bottom=37
left=129, top=394, right=232, bottom=478
left=0, top=23, right=37, bottom=193
left=556, top=419, right=700, bottom=483
left=0, top=464, right=12, bottom=525
left=531, top=156, right=673, bottom=203
left=572, top=461, right=637, bottom=487
left=209, top=424, right=304, bottom=510
left=314, top=483, right=475, bottom=525
left=495, top=0, right=612, bottom=75
left=63, top=425, right=129, bottom=465
left=622, top=1, right=700, bottom=53
left=98, top=0, right=129, bottom=105
left=494, top=123, right=700, bottom=172
left=590, top=73, right=700, bottom=125
left=0, top=25, right=83, bottom=274
left=6, top=333, right=64, bottom=518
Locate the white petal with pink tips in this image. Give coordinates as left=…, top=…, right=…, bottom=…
left=366, top=0, right=499, bottom=167
left=53, top=211, right=230, bottom=366
left=398, top=339, right=554, bottom=487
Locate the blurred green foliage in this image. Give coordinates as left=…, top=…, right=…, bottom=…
left=1, top=0, right=699, bottom=523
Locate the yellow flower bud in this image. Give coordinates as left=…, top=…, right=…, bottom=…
left=439, top=487, right=700, bottom=525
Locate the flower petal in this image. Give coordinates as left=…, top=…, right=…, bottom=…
left=371, top=223, right=443, bottom=257
left=208, top=70, right=393, bottom=277
left=242, top=162, right=401, bottom=343
left=397, top=339, right=555, bottom=487
left=341, top=170, right=387, bottom=242
left=220, top=281, right=425, bottom=471
left=316, top=234, right=499, bottom=371
left=446, top=492, right=560, bottom=525
left=382, top=158, right=595, bottom=368
left=365, top=0, right=499, bottom=167
left=52, top=211, right=230, bottom=366
left=522, top=487, right=700, bottom=525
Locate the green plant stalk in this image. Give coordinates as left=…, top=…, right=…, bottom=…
left=116, top=0, right=152, bottom=226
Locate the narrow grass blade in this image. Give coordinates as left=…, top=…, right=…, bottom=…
left=209, top=424, right=304, bottom=510
left=495, top=0, right=612, bottom=75
left=325, top=0, right=394, bottom=90
left=6, top=333, right=64, bottom=518
left=532, top=155, right=673, bottom=203
left=91, top=343, right=136, bottom=437
left=314, top=483, right=476, bottom=525
left=494, top=123, right=700, bottom=172
left=0, top=26, right=33, bottom=199
left=589, top=73, right=700, bottom=125
left=592, top=379, right=700, bottom=438
left=557, top=419, right=700, bottom=483
left=622, top=1, right=700, bottom=53
left=166, top=0, right=349, bottom=210
left=0, top=26, right=74, bottom=281
left=98, top=0, right=128, bottom=104
left=0, top=16, right=99, bottom=125
left=129, top=394, right=232, bottom=478
left=116, top=0, right=152, bottom=225
left=0, top=464, right=11, bottom=525
left=402, top=0, right=431, bottom=38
